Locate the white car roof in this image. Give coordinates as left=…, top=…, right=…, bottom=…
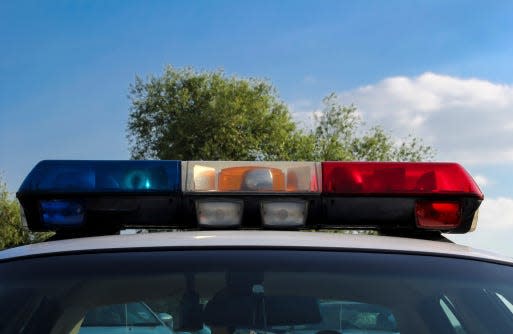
left=1, top=231, right=512, bottom=264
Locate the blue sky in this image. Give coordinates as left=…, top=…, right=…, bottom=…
left=2, top=1, right=513, bottom=254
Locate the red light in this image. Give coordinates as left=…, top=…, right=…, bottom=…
left=415, top=201, right=462, bottom=229
left=322, top=162, right=483, bottom=198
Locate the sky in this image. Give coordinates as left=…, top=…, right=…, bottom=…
left=1, top=1, right=513, bottom=255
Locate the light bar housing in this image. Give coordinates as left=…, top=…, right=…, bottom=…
left=17, top=160, right=181, bottom=232
left=183, top=161, right=321, bottom=193
left=17, top=160, right=483, bottom=235
left=182, top=161, right=321, bottom=229
left=321, top=162, right=483, bottom=233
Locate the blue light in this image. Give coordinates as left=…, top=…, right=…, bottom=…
left=18, top=160, right=182, bottom=193
left=40, top=200, right=85, bottom=227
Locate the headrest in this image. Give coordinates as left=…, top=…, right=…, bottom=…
left=204, top=290, right=321, bottom=328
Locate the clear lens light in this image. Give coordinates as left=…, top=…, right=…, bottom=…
left=184, top=161, right=321, bottom=193
left=196, top=200, right=243, bottom=227
left=242, top=168, right=274, bottom=191
left=261, top=201, right=308, bottom=227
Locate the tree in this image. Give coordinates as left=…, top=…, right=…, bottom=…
left=0, top=176, right=52, bottom=249
left=0, top=178, right=28, bottom=249
left=127, top=66, right=432, bottom=162
left=127, top=66, right=313, bottom=161
left=311, top=94, right=434, bottom=161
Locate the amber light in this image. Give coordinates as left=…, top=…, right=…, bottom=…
left=185, top=161, right=320, bottom=193
left=218, top=167, right=285, bottom=191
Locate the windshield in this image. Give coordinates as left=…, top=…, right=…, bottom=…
left=0, top=250, right=512, bottom=334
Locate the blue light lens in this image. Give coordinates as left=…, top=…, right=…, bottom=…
left=18, top=160, right=181, bottom=193
left=40, top=200, right=85, bottom=226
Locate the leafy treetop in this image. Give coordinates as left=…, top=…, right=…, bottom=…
left=127, top=66, right=433, bottom=162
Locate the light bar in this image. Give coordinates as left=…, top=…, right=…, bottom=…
left=19, top=160, right=181, bottom=193
left=183, top=161, right=321, bottom=193
left=17, top=160, right=483, bottom=234
left=322, top=162, right=483, bottom=198
left=17, top=160, right=182, bottom=231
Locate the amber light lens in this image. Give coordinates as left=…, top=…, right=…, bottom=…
left=218, top=167, right=285, bottom=191
left=185, top=161, right=321, bottom=192
left=415, top=201, right=462, bottom=229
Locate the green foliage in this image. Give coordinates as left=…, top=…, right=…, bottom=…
left=127, top=66, right=310, bottom=161
left=127, top=66, right=433, bottom=163
left=0, top=179, right=28, bottom=249
left=0, top=177, right=52, bottom=250
left=312, top=93, right=434, bottom=161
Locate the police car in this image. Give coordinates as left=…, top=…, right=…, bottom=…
left=1, top=160, right=512, bottom=334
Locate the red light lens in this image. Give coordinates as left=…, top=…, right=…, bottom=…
left=415, top=201, right=462, bottom=229
left=322, top=162, right=483, bottom=198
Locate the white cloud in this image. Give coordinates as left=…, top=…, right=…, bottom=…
left=288, top=99, right=320, bottom=130
left=337, top=72, right=513, bottom=165
left=449, top=197, right=513, bottom=257
left=476, top=197, right=513, bottom=230
left=472, top=174, right=490, bottom=188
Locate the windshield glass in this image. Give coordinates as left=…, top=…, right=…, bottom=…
left=0, top=250, right=512, bottom=334
left=81, top=302, right=162, bottom=327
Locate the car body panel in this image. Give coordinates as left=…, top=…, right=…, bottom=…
left=1, top=231, right=511, bottom=264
